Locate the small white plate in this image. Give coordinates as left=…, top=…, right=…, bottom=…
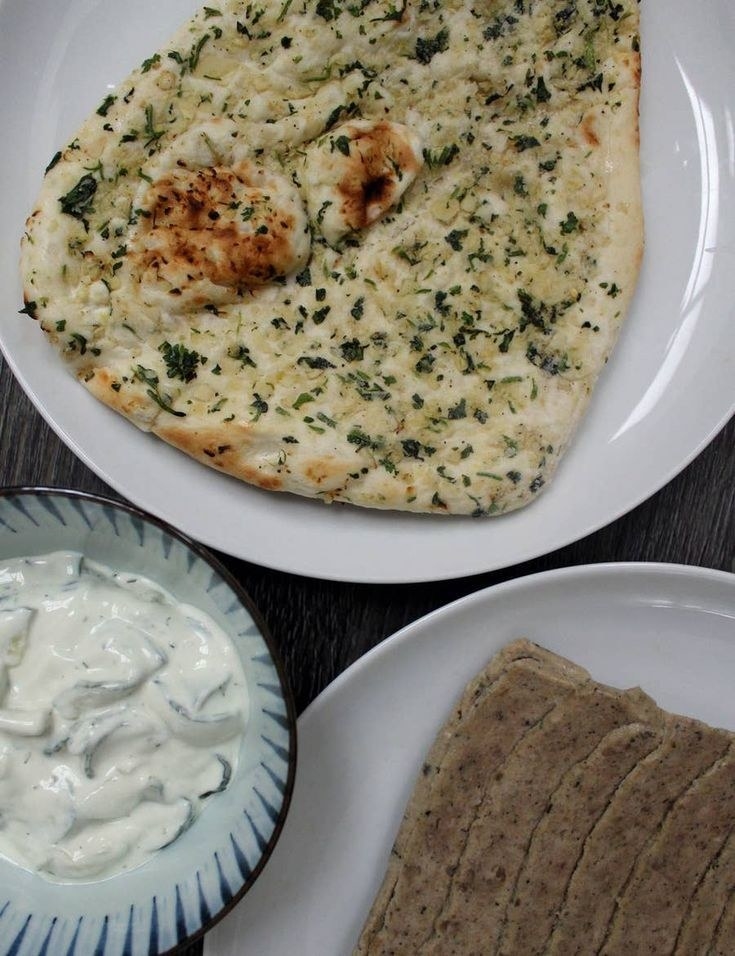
left=0, top=1, right=733, bottom=582
left=204, top=562, right=735, bottom=955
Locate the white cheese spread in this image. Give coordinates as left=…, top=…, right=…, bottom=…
left=0, top=551, right=247, bottom=881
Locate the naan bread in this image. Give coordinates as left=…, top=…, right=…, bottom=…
left=21, top=0, right=642, bottom=515
left=355, top=640, right=735, bottom=955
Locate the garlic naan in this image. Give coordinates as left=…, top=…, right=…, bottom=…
left=21, top=0, right=643, bottom=515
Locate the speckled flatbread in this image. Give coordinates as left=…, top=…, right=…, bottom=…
left=21, top=0, right=642, bottom=515
left=355, top=641, right=735, bottom=955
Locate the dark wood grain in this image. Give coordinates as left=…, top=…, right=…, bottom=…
left=0, top=353, right=733, bottom=955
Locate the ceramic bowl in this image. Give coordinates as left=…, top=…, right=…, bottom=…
left=0, top=487, right=296, bottom=956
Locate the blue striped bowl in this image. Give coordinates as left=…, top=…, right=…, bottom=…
left=0, top=488, right=296, bottom=955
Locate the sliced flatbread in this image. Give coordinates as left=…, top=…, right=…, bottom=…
left=355, top=640, right=735, bottom=955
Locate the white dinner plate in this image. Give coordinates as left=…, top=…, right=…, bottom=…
left=204, top=562, right=735, bottom=955
left=0, top=1, right=733, bottom=582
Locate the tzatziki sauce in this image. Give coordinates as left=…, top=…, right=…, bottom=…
left=0, top=550, right=248, bottom=881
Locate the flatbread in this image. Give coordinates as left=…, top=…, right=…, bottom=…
left=21, top=0, right=643, bottom=515
left=355, top=640, right=735, bottom=955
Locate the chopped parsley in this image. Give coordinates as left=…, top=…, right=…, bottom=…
left=422, top=144, right=460, bottom=168
left=334, top=135, right=351, bottom=156
left=59, top=174, right=97, bottom=220
left=134, top=366, right=184, bottom=417
left=447, top=398, right=467, bottom=420
left=415, top=28, right=449, bottom=64
left=297, top=355, right=335, bottom=369
left=227, top=344, right=256, bottom=368
left=96, top=95, right=117, bottom=117
left=510, top=134, right=541, bottom=152
left=315, top=0, right=341, bottom=21
left=18, top=301, right=38, bottom=319
left=560, top=211, right=580, bottom=234
left=445, top=229, right=468, bottom=251
left=339, top=338, right=366, bottom=362
left=159, top=341, right=201, bottom=382
left=45, top=151, right=62, bottom=174
left=250, top=393, right=269, bottom=420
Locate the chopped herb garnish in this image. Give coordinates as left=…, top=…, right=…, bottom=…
left=97, top=95, right=117, bottom=117
left=143, top=104, right=166, bottom=149
left=347, top=427, right=377, bottom=450
left=526, top=342, right=570, bottom=375
left=422, top=143, right=459, bottom=168
left=59, top=174, right=97, bottom=220
left=18, top=301, right=38, bottom=319
left=510, top=134, right=541, bottom=152
left=415, top=28, right=449, bottom=64
left=159, top=341, right=201, bottom=382
left=315, top=0, right=341, bottom=21
left=141, top=53, right=161, bottom=73
left=334, top=135, right=351, bottom=156
left=277, top=0, right=293, bottom=19
left=560, top=211, right=580, bottom=234
left=415, top=354, right=435, bottom=374
left=134, top=365, right=184, bottom=417
left=577, top=72, right=604, bottom=93
left=323, top=102, right=359, bottom=132
left=189, top=33, right=211, bottom=71
left=445, top=229, right=468, bottom=251
left=297, top=355, right=335, bottom=369
left=45, top=151, right=62, bottom=174
left=227, top=344, right=256, bottom=368
left=535, top=76, right=551, bottom=103
left=448, top=398, right=467, bottom=420
left=339, top=338, right=366, bottom=362
left=250, top=393, right=269, bottom=420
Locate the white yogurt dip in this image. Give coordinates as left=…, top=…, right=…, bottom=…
left=0, top=550, right=247, bottom=881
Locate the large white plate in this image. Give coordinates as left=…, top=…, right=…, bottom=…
left=204, top=562, right=735, bottom=955
left=0, top=2, right=733, bottom=583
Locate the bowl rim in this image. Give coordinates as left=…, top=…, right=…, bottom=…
left=0, top=484, right=298, bottom=954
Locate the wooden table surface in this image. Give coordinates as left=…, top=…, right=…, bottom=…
left=0, top=354, right=733, bottom=953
